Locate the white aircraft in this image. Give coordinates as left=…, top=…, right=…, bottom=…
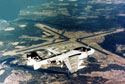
left=26, top=47, right=95, bottom=73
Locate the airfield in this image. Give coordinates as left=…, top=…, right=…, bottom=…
left=0, top=0, right=125, bottom=83
left=0, top=22, right=125, bottom=84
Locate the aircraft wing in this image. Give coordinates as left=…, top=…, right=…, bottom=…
left=47, top=47, right=59, bottom=55
left=63, top=55, right=79, bottom=73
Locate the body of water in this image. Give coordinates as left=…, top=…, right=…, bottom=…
left=0, top=0, right=50, bottom=20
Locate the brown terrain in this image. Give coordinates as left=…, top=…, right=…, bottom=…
left=1, top=23, right=125, bottom=84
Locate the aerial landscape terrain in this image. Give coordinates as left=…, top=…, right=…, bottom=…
left=0, top=0, right=125, bottom=84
